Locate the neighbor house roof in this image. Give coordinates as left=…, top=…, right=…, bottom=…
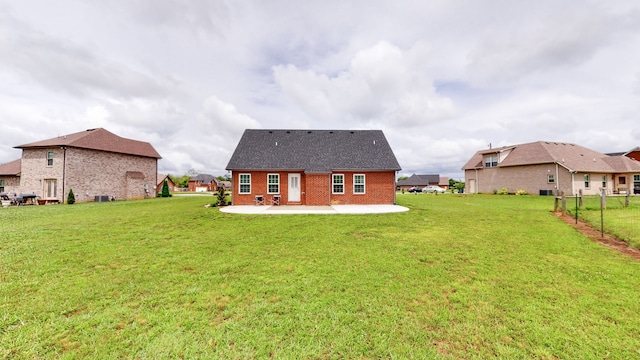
left=0, top=159, right=21, bottom=176
left=226, top=129, right=401, bottom=172
left=463, top=141, right=640, bottom=173
left=396, top=174, right=441, bottom=186
left=15, top=128, right=161, bottom=159
left=189, top=174, right=219, bottom=185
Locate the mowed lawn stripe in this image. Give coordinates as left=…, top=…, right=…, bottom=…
left=1, top=194, right=639, bottom=358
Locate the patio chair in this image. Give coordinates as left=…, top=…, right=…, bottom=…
left=255, top=195, right=265, bottom=205
left=270, top=195, right=281, bottom=206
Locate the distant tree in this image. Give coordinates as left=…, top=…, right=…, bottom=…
left=397, top=176, right=408, bottom=181
left=187, top=168, right=199, bottom=176
left=170, top=175, right=190, bottom=188
left=67, top=189, right=75, bottom=204
left=161, top=179, right=171, bottom=197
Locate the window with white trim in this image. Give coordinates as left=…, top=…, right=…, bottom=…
left=332, top=174, right=344, bottom=194
left=239, top=173, right=251, bottom=194
left=547, top=174, right=555, bottom=183
left=484, top=155, right=498, bottom=168
left=602, top=175, right=607, bottom=188
left=267, top=173, right=279, bottom=194
left=584, top=174, right=590, bottom=189
left=47, top=151, right=54, bottom=166
left=0, top=179, right=5, bottom=192
left=353, top=174, right=365, bottom=194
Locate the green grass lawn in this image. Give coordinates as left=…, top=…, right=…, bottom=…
left=2, top=194, right=640, bottom=359
left=567, top=195, right=640, bottom=249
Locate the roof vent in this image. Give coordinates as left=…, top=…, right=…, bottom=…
left=286, top=131, right=290, bottom=134
left=307, top=131, right=312, bottom=134
left=350, top=131, right=354, bottom=134
left=87, top=128, right=96, bottom=131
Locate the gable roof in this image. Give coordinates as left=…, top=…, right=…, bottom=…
left=226, top=129, right=401, bottom=172
left=189, top=173, right=219, bottom=184
left=15, top=128, right=161, bottom=159
left=396, top=174, right=441, bottom=186
left=0, top=159, right=21, bottom=176
left=463, top=141, right=640, bottom=173
left=157, top=173, right=175, bottom=186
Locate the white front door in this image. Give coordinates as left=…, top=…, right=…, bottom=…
left=288, top=173, right=301, bottom=202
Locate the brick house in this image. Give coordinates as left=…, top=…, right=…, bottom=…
left=396, top=174, right=449, bottom=191
left=463, top=141, right=640, bottom=195
left=157, top=173, right=177, bottom=193
left=12, top=128, right=161, bottom=203
left=226, top=129, right=401, bottom=206
left=607, top=147, right=640, bottom=162
left=0, top=159, right=21, bottom=193
left=187, top=174, right=219, bottom=192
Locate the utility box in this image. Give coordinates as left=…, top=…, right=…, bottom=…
left=95, top=195, right=110, bottom=202
left=539, top=190, right=554, bottom=196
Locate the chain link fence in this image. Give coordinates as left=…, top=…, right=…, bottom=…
left=555, top=190, right=640, bottom=249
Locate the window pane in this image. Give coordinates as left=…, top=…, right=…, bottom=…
left=268, top=174, right=279, bottom=194
left=332, top=175, right=344, bottom=194
left=239, top=174, right=251, bottom=193
left=354, top=174, right=365, bottom=194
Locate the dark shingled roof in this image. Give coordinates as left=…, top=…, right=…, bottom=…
left=396, top=174, right=440, bottom=186
left=15, top=128, right=161, bottom=159
left=226, top=129, right=401, bottom=172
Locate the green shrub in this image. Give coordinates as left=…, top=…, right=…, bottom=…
left=515, top=189, right=528, bottom=196
left=67, top=189, right=75, bottom=204
left=496, top=187, right=510, bottom=195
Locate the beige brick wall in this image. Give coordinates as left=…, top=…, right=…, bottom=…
left=20, top=147, right=157, bottom=202
left=466, top=164, right=567, bottom=195
left=465, top=164, right=631, bottom=195
left=0, top=176, right=21, bottom=193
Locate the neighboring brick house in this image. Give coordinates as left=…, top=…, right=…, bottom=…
left=607, top=147, right=640, bottom=162
left=463, top=141, right=640, bottom=195
left=157, top=173, right=177, bottom=193
left=13, top=128, right=161, bottom=203
left=187, top=174, right=219, bottom=192
left=396, top=174, right=449, bottom=191
left=0, top=159, right=21, bottom=193
left=226, top=129, right=401, bottom=206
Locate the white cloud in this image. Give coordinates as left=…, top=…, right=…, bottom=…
left=274, top=41, right=456, bottom=128
left=1, top=0, right=640, bottom=180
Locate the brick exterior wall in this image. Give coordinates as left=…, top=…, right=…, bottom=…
left=231, top=170, right=396, bottom=205
left=464, top=164, right=630, bottom=196
left=19, top=147, right=157, bottom=202
left=0, top=176, right=20, bottom=193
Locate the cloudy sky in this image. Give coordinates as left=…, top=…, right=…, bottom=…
left=1, top=1, right=639, bottom=180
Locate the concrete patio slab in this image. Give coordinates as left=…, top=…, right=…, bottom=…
left=219, top=204, right=409, bottom=215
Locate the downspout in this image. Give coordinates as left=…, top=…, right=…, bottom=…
left=328, top=173, right=331, bottom=206
left=62, top=146, right=66, bottom=203
left=555, top=162, right=559, bottom=194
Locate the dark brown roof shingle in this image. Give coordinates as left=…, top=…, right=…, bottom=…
left=15, top=128, right=161, bottom=159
